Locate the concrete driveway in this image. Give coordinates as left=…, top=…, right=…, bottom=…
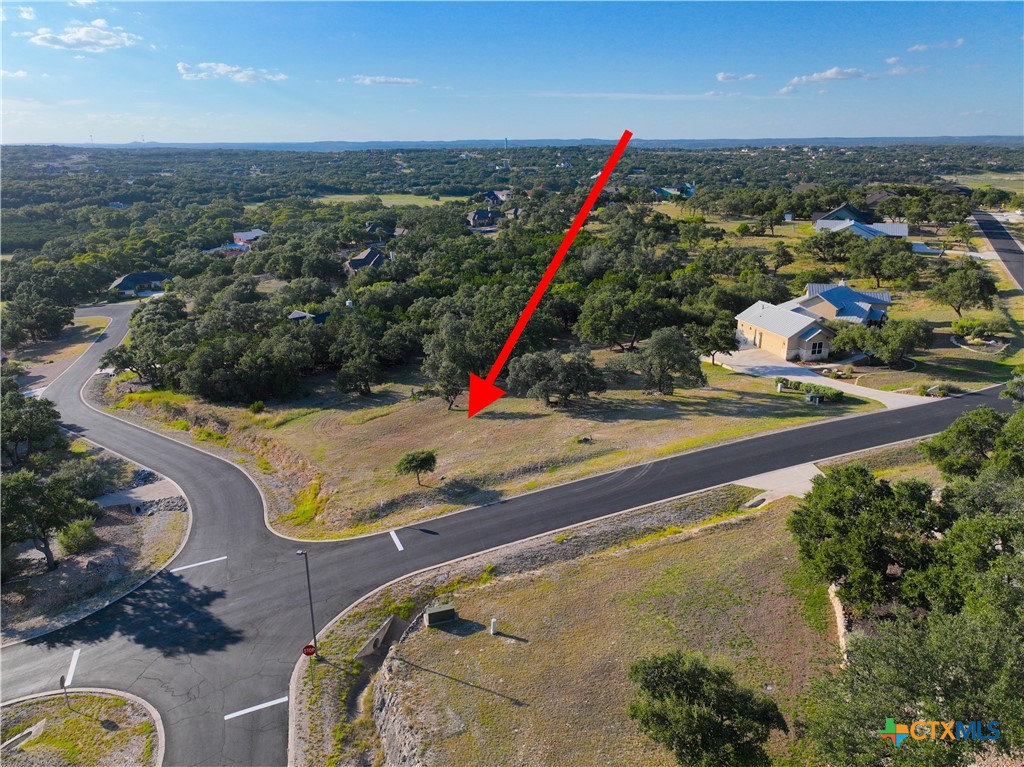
left=716, top=346, right=929, bottom=410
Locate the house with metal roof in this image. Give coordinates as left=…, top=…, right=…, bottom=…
left=109, top=271, right=173, bottom=296
left=735, top=300, right=835, bottom=362
left=814, top=219, right=909, bottom=238
left=233, top=228, right=268, bottom=247
left=779, top=283, right=891, bottom=327
left=810, top=202, right=870, bottom=225
left=344, top=246, right=389, bottom=277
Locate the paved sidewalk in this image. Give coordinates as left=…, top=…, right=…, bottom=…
left=735, top=462, right=823, bottom=503
left=716, top=347, right=928, bottom=410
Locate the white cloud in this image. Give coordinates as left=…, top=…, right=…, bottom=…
left=177, top=61, right=288, bottom=83
left=885, top=56, right=900, bottom=65
left=533, top=91, right=738, bottom=101
left=67, top=0, right=98, bottom=5
left=0, top=9, right=6, bottom=21
left=888, top=65, right=927, bottom=76
left=353, top=74, right=420, bottom=86
left=908, top=37, right=964, bottom=53
left=778, top=66, right=871, bottom=93
left=29, top=19, right=140, bottom=52
left=18, top=6, right=35, bottom=20
left=1, top=69, right=29, bottom=78
left=716, top=71, right=756, bottom=82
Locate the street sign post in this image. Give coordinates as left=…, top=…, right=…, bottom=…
left=59, top=674, right=70, bottom=710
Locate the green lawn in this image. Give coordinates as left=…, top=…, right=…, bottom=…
left=940, top=172, right=1024, bottom=196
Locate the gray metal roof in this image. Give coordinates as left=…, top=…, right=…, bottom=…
left=735, top=301, right=820, bottom=339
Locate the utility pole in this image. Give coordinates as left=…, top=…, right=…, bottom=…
left=296, top=550, right=318, bottom=657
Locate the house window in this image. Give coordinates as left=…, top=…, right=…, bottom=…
left=811, top=341, right=823, bottom=356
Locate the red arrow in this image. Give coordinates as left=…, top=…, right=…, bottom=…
left=467, top=129, right=633, bottom=417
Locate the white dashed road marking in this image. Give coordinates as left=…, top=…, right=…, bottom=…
left=389, top=530, right=404, bottom=551
left=169, top=556, right=227, bottom=573
left=65, top=649, right=81, bottom=687
left=224, top=696, right=288, bottom=721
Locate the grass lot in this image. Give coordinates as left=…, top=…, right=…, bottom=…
left=818, top=439, right=943, bottom=487
left=11, top=316, right=109, bottom=365
left=389, top=497, right=834, bottom=767
left=119, top=361, right=879, bottom=537
left=0, top=693, right=157, bottom=767
left=845, top=258, right=1022, bottom=392
left=941, top=172, right=1024, bottom=196
left=312, top=193, right=467, bottom=206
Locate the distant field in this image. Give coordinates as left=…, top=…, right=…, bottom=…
left=312, top=193, right=467, bottom=206
left=390, top=496, right=834, bottom=767
left=941, top=172, right=1024, bottom=195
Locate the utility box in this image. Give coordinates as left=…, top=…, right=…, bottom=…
left=424, top=603, right=457, bottom=627
left=805, top=393, right=823, bottom=404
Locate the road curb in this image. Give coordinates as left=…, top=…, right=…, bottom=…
left=1, top=686, right=166, bottom=767
left=286, top=428, right=956, bottom=765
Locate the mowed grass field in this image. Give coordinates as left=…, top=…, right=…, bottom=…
left=941, top=172, right=1024, bottom=196
left=390, top=497, right=834, bottom=767
left=255, top=361, right=879, bottom=536
left=12, top=316, right=109, bottom=365
left=122, top=360, right=879, bottom=537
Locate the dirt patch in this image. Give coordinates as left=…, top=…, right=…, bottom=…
left=13, top=317, right=109, bottom=392
left=1, top=444, right=189, bottom=646
left=1, top=692, right=157, bottom=767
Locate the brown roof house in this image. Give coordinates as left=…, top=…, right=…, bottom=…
left=344, top=246, right=390, bottom=277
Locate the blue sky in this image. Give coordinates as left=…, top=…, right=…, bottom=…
left=2, top=2, right=1022, bottom=143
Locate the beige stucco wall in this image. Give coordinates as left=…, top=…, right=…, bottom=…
left=802, top=295, right=838, bottom=319
left=736, top=320, right=796, bottom=359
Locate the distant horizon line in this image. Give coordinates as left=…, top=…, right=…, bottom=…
left=5, top=134, right=1023, bottom=151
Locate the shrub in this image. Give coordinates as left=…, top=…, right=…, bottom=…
left=951, top=317, right=1009, bottom=339
left=249, top=400, right=265, bottom=414
left=843, top=364, right=855, bottom=376
left=51, top=457, right=121, bottom=499
left=58, top=518, right=101, bottom=555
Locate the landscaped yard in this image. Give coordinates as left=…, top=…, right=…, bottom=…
left=109, top=361, right=880, bottom=538
left=383, top=496, right=833, bottom=767
left=940, top=172, right=1024, bottom=196
left=1, top=693, right=158, bottom=767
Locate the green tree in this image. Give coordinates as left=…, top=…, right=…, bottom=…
left=507, top=347, right=605, bottom=407
left=0, top=288, right=74, bottom=346
left=395, top=449, right=437, bottom=486
left=636, top=327, right=706, bottom=395
left=627, top=650, right=787, bottom=767
left=849, top=237, right=913, bottom=288
left=787, top=464, right=937, bottom=613
left=947, top=222, right=976, bottom=249
left=800, top=229, right=859, bottom=263
left=686, top=312, right=739, bottom=365
left=422, top=314, right=488, bottom=410
left=927, top=259, right=998, bottom=317
left=767, top=241, right=793, bottom=274
left=1, top=470, right=97, bottom=571
left=919, top=407, right=1007, bottom=479
left=1002, top=365, right=1024, bottom=408
left=804, top=612, right=1024, bottom=767
left=0, top=392, right=66, bottom=467
left=832, top=319, right=932, bottom=368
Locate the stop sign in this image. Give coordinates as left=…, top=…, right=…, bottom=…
left=302, top=644, right=316, bottom=657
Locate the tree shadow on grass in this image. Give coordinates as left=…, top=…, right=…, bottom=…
left=471, top=410, right=548, bottom=421
left=395, top=656, right=528, bottom=707
left=33, top=570, right=244, bottom=658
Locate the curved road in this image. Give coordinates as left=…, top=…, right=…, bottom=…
left=1, top=302, right=1014, bottom=766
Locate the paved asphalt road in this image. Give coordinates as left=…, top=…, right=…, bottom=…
left=1, top=301, right=1015, bottom=767
left=974, top=210, right=1024, bottom=290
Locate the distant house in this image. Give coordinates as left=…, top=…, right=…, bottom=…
left=467, top=210, right=503, bottom=228
left=344, top=246, right=389, bottom=276
left=865, top=189, right=898, bottom=207
left=287, top=309, right=330, bottom=324
left=814, top=219, right=909, bottom=238
left=778, top=282, right=891, bottom=327
left=108, top=201, right=127, bottom=209
left=483, top=190, right=513, bottom=205
left=504, top=208, right=521, bottom=220
left=364, top=222, right=409, bottom=239
left=109, top=271, right=173, bottom=296
left=810, top=202, right=870, bottom=225
left=233, top=228, right=268, bottom=247
left=735, top=301, right=835, bottom=362
left=935, top=182, right=972, bottom=197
